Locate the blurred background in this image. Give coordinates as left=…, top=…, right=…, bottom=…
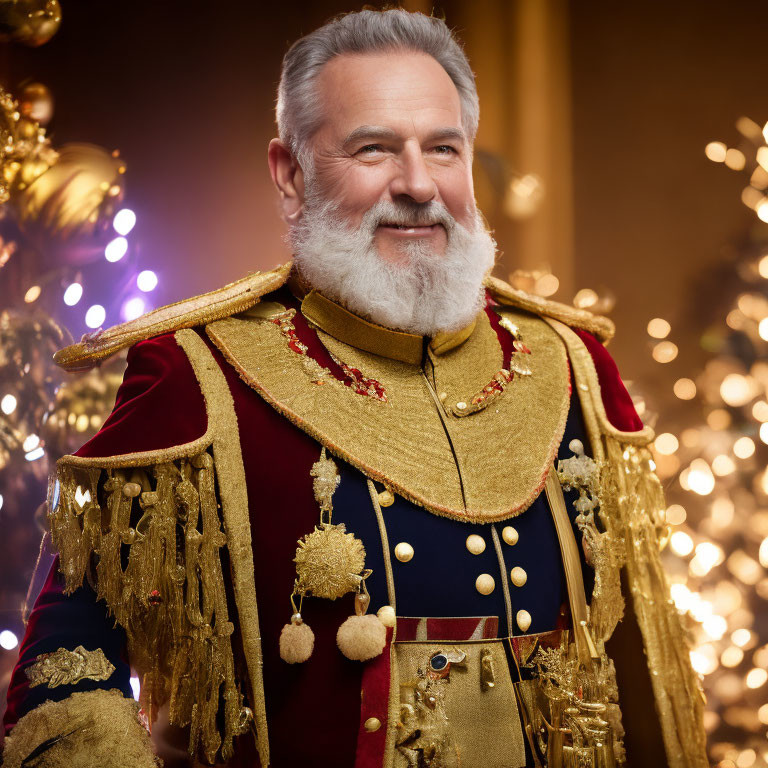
left=1, top=1, right=768, bottom=765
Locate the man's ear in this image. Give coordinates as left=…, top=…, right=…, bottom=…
left=268, top=139, right=305, bottom=222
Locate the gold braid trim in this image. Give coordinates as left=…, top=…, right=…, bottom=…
left=485, top=274, right=615, bottom=343
left=173, top=328, right=270, bottom=767
left=2, top=689, right=159, bottom=768
left=48, top=329, right=268, bottom=764
left=53, top=262, right=291, bottom=371
left=549, top=319, right=708, bottom=768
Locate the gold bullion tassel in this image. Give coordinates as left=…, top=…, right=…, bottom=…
left=49, top=451, right=250, bottom=765
left=603, top=438, right=708, bottom=768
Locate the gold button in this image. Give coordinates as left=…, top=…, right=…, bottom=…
left=364, top=717, right=381, bottom=732
left=502, top=526, right=519, bottom=546
left=439, top=391, right=448, bottom=402
left=475, top=573, right=495, bottom=595
left=510, top=567, right=527, bottom=587
left=377, top=605, right=396, bottom=627
left=378, top=489, right=394, bottom=507
left=456, top=401, right=467, bottom=411
left=516, top=609, right=532, bottom=632
left=466, top=534, right=486, bottom=555
left=394, top=542, right=414, bottom=562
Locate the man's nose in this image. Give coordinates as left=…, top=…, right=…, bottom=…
left=389, top=148, right=438, bottom=204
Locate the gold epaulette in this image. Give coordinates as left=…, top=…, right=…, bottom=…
left=53, top=262, right=292, bottom=371
left=485, top=274, right=615, bottom=343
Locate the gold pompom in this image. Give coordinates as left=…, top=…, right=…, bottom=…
left=336, top=614, right=386, bottom=661
left=279, top=615, right=315, bottom=664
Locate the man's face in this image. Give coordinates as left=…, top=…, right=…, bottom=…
left=306, top=50, right=476, bottom=263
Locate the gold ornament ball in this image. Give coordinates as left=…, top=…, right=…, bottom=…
left=14, top=142, right=126, bottom=264
left=19, top=82, right=54, bottom=125
left=0, top=0, right=62, bottom=47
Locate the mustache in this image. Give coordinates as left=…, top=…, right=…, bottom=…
left=360, top=200, right=458, bottom=234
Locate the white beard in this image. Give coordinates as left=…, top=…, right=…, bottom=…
left=289, top=195, right=497, bottom=336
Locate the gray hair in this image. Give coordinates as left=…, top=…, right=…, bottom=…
left=276, top=9, right=479, bottom=167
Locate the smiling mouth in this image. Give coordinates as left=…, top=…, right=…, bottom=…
left=378, top=223, right=442, bottom=235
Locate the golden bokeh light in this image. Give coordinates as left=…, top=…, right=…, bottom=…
left=573, top=288, right=598, bottom=309
left=725, top=148, right=746, bottom=171
left=535, top=273, right=559, bottom=297
left=733, top=437, right=756, bottom=459
left=720, top=374, right=755, bottom=407
left=684, top=458, right=716, bottom=496
left=732, top=628, right=754, bottom=648
left=666, top=504, right=687, bottom=525
left=23, top=285, right=41, bottom=303
left=690, top=644, right=719, bottom=675
left=746, top=668, right=768, bottom=689
left=705, top=141, right=728, bottom=162
left=744, top=187, right=767, bottom=211
left=647, top=317, right=671, bottom=339
left=759, top=254, right=768, bottom=279
left=671, top=530, right=695, bottom=557
left=674, top=377, right=697, bottom=400
left=759, top=537, right=768, bottom=568
left=653, top=340, right=679, bottom=363
left=752, top=400, right=768, bottom=422
left=728, top=551, right=762, bottom=585
left=655, top=432, right=679, bottom=455
left=712, top=454, right=737, bottom=476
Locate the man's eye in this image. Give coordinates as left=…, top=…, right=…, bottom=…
left=433, top=145, right=457, bottom=155
left=357, top=144, right=383, bottom=154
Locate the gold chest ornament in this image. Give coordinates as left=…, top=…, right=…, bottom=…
left=278, top=447, right=386, bottom=664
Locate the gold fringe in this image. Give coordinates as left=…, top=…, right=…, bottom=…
left=603, top=438, right=708, bottom=767
left=50, top=450, right=245, bottom=764
left=2, top=689, right=159, bottom=768
left=546, top=317, right=708, bottom=766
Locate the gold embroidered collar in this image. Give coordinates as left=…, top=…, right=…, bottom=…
left=207, top=301, right=571, bottom=523
left=300, top=289, right=478, bottom=364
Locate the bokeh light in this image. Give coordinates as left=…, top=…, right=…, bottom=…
left=104, top=236, right=128, bottom=263
left=136, top=270, right=158, bottom=292
left=113, top=208, right=136, bottom=236
left=63, top=282, right=83, bottom=306
left=85, top=304, right=106, bottom=329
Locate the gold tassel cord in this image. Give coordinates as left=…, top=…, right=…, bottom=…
left=49, top=450, right=248, bottom=765
left=603, top=438, right=709, bottom=768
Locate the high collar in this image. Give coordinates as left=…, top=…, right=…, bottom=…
left=299, top=289, right=477, bottom=364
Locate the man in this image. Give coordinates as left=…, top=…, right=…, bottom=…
left=3, top=9, right=707, bottom=768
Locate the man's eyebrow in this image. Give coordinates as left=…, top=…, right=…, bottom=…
left=426, top=127, right=466, bottom=143
left=342, top=125, right=467, bottom=148
left=342, top=125, right=399, bottom=147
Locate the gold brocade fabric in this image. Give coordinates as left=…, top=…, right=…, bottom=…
left=394, top=640, right=526, bottom=768
left=207, top=305, right=571, bottom=522
left=25, top=646, right=115, bottom=688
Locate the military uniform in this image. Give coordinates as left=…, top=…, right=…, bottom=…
left=2, top=264, right=708, bottom=767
